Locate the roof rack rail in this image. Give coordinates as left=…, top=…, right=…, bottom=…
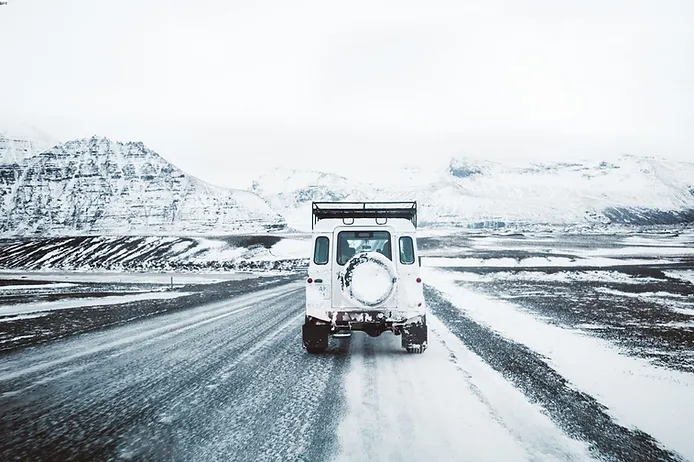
left=312, top=201, right=417, bottom=229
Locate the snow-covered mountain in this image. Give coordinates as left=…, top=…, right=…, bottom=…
left=250, top=155, right=694, bottom=231
left=1, top=136, right=286, bottom=236
left=250, top=170, right=372, bottom=230
left=0, top=129, right=56, bottom=166
left=0, top=130, right=57, bottom=227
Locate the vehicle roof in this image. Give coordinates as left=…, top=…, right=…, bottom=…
left=312, top=217, right=416, bottom=233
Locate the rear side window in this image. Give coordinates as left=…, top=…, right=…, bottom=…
left=399, top=236, right=415, bottom=265
left=314, top=236, right=329, bottom=265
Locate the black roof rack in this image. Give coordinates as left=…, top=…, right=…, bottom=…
left=312, top=201, right=417, bottom=229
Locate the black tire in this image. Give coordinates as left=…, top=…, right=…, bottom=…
left=402, top=316, right=428, bottom=354
left=303, top=318, right=330, bottom=353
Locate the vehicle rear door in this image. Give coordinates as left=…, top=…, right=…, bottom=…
left=331, top=227, right=398, bottom=310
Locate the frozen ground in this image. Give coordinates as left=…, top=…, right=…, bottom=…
left=1, top=231, right=693, bottom=461
left=0, top=234, right=311, bottom=273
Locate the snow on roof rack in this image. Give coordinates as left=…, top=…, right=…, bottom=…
left=312, top=201, right=417, bottom=229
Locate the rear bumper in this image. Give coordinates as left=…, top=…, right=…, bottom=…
left=330, top=310, right=405, bottom=327
left=307, top=311, right=424, bottom=336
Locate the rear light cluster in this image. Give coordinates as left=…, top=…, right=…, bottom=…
left=307, top=278, right=313, bottom=284
left=416, top=277, right=422, bottom=283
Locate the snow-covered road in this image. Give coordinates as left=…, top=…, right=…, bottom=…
left=0, top=279, right=689, bottom=461
left=335, top=316, right=595, bottom=462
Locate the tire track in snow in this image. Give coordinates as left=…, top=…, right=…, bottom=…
left=427, top=315, right=598, bottom=461
left=168, top=320, right=350, bottom=462
left=334, top=322, right=596, bottom=462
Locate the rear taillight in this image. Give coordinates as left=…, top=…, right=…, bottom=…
left=416, top=277, right=422, bottom=283
left=307, top=278, right=313, bottom=283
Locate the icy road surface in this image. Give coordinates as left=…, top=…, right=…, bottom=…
left=0, top=278, right=690, bottom=461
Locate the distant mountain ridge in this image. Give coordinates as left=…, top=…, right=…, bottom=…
left=3, top=129, right=693, bottom=236
left=0, top=136, right=286, bottom=236
left=250, top=155, right=694, bottom=231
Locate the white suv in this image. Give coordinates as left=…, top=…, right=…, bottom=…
left=303, top=201, right=427, bottom=354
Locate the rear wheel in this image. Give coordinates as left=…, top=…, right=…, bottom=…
left=401, top=316, right=428, bottom=354
left=302, top=317, right=330, bottom=353
left=406, top=344, right=424, bottom=354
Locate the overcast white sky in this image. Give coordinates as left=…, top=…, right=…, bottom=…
left=1, top=0, right=692, bottom=188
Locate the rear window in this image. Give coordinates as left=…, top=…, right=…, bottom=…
left=337, top=230, right=391, bottom=265
left=313, top=236, right=329, bottom=265
left=399, top=236, right=415, bottom=265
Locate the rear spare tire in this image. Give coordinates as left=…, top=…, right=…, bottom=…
left=339, top=252, right=397, bottom=308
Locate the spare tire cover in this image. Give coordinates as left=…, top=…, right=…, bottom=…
left=339, top=252, right=397, bottom=307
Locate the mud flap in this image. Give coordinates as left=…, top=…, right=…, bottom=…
left=302, top=317, right=330, bottom=353
left=401, top=316, right=428, bottom=354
